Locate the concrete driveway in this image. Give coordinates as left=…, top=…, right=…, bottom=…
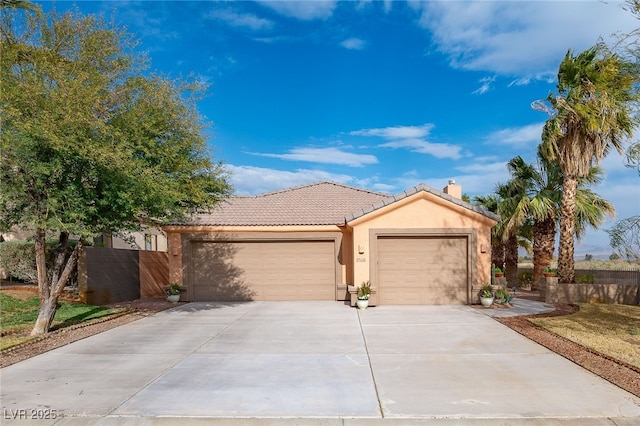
left=1, top=301, right=639, bottom=424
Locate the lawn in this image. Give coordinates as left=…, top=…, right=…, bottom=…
left=0, top=292, right=126, bottom=351
left=529, top=303, right=640, bottom=369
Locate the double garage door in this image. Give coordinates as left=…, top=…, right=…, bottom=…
left=377, top=236, right=469, bottom=305
left=190, top=240, right=336, bottom=302
left=188, top=235, right=469, bottom=304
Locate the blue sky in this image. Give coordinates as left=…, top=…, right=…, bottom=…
left=39, top=1, right=639, bottom=257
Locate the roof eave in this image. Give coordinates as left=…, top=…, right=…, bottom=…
left=345, top=183, right=500, bottom=224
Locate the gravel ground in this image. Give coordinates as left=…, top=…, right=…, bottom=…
left=1, top=295, right=638, bottom=398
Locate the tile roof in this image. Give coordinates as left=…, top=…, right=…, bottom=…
left=345, top=183, right=501, bottom=223
left=182, top=181, right=388, bottom=226
left=175, top=181, right=499, bottom=226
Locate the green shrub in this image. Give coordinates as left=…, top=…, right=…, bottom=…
left=0, top=239, right=76, bottom=284
left=576, top=274, right=594, bottom=284
left=518, top=270, right=533, bottom=288
left=495, top=288, right=514, bottom=304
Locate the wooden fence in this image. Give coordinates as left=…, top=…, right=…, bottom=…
left=78, top=247, right=168, bottom=305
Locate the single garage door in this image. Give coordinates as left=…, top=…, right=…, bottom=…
left=190, top=240, right=336, bottom=301
left=377, top=236, right=468, bottom=305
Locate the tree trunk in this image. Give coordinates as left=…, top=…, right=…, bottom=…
left=532, top=217, right=556, bottom=284
left=557, top=176, right=578, bottom=283
left=31, top=297, right=59, bottom=336
left=31, top=233, right=82, bottom=336
left=34, top=228, right=49, bottom=303
left=504, top=233, right=518, bottom=288
left=492, top=241, right=505, bottom=271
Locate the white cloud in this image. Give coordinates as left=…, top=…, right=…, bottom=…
left=600, top=147, right=637, bottom=176
left=350, top=123, right=434, bottom=139
left=485, top=122, right=545, bottom=147
left=256, top=0, right=337, bottom=20
left=455, top=158, right=509, bottom=176
left=389, top=168, right=503, bottom=197
left=227, top=164, right=354, bottom=195
left=340, top=37, right=366, bottom=50
left=415, top=1, right=637, bottom=80
left=380, top=138, right=463, bottom=160
left=350, top=123, right=462, bottom=159
left=575, top=153, right=639, bottom=256
left=472, top=76, right=495, bottom=95
left=208, top=9, right=274, bottom=31
left=250, top=147, right=378, bottom=167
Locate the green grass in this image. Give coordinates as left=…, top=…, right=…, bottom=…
left=0, top=293, right=126, bottom=351
left=530, top=303, right=640, bottom=369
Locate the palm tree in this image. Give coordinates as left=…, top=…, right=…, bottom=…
left=533, top=46, right=637, bottom=282
left=501, top=156, right=561, bottom=285
left=1, top=0, right=39, bottom=10
left=501, top=155, right=614, bottom=286
left=475, top=184, right=531, bottom=288
left=472, top=194, right=505, bottom=271
left=495, top=182, right=524, bottom=288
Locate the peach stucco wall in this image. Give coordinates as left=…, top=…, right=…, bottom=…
left=348, top=192, right=495, bottom=294
left=163, top=194, right=496, bottom=304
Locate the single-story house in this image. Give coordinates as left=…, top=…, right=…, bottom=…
left=163, top=181, right=499, bottom=306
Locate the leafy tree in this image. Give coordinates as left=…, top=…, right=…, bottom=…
left=584, top=253, right=593, bottom=261
left=607, top=216, right=640, bottom=261
left=533, top=46, right=638, bottom=282
left=0, top=5, right=231, bottom=334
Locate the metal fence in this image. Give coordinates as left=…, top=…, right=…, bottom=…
left=519, top=267, right=639, bottom=286
left=574, top=268, right=640, bottom=286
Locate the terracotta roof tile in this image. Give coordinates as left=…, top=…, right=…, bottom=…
left=184, top=181, right=388, bottom=226
left=176, top=181, right=499, bottom=226
left=345, top=183, right=501, bottom=223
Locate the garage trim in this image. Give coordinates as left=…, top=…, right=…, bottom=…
left=369, top=228, right=477, bottom=304
left=183, top=231, right=343, bottom=301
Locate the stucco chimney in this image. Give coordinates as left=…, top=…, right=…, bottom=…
left=443, top=179, right=462, bottom=199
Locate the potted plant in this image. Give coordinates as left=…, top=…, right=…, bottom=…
left=166, top=283, right=182, bottom=303
left=479, top=284, right=494, bottom=307
left=493, top=267, right=504, bottom=278
left=543, top=267, right=556, bottom=277
left=356, top=281, right=371, bottom=310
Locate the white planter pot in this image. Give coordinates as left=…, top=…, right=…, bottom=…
left=356, top=299, right=369, bottom=310
left=167, top=294, right=180, bottom=303
left=480, top=296, right=494, bottom=307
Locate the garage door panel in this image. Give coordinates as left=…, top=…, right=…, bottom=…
left=191, top=240, right=335, bottom=301
left=377, top=236, right=468, bottom=305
